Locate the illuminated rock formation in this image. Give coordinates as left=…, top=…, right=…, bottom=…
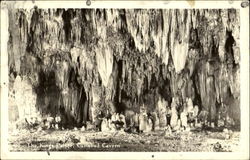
left=8, top=8, right=240, bottom=127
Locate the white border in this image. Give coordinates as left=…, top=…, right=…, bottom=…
left=1, top=1, right=249, bottom=160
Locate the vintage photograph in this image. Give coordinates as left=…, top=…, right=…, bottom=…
left=1, top=1, right=247, bottom=157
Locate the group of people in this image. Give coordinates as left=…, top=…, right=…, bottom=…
left=24, top=96, right=202, bottom=133
left=92, top=97, right=201, bottom=134
left=137, top=97, right=200, bottom=133
left=95, top=111, right=127, bottom=132
left=20, top=113, right=62, bottom=130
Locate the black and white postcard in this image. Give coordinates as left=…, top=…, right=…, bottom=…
left=0, top=0, right=249, bottom=159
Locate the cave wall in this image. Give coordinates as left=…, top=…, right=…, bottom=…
left=8, top=8, right=240, bottom=126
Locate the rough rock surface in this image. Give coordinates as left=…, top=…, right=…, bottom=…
left=8, top=9, right=240, bottom=128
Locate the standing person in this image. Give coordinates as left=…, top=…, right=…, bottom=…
left=95, top=111, right=104, bottom=131
left=166, top=106, right=172, bottom=126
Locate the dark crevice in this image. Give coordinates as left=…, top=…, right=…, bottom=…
left=225, top=30, right=236, bottom=65
left=62, top=9, right=72, bottom=42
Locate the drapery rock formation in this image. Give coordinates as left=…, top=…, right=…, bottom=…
left=8, top=8, right=240, bottom=128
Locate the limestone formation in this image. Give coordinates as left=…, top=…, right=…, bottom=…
left=145, top=118, right=153, bottom=133
left=139, top=112, right=147, bottom=132
left=133, top=113, right=139, bottom=128
left=170, top=100, right=178, bottom=128
left=157, top=97, right=168, bottom=127
left=7, top=8, right=240, bottom=130
left=119, top=114, right=126, bottom=128
left=101, top=118, right=109, bottom=132
left=180, top=112, right=188, bottom=128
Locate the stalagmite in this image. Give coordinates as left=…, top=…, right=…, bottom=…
left=119, top=114, right=126, bottom=128
left=193, top=105, right=199, bottom=118
left=81, top=126, right=86, bottom=131
left=186, top=98, right=194, bottom=113
left=115, top=113, right=120, bottom=121
left=180, top=112, right=188, bottom=128
left=165, top=125, right=172, bottom=136
left=111, top=113, right=116, bottom=122
left=157, top=97, right=167, bottom=127
left=101, top=118, right=109, bottom=132
left=109, top=119, right=116, bottom=131
left=7, top=8, right=240, bottom=131
left=145, top=118, right=153, bottom=133
left=151, top=112, right=160, bottom=131
left=14, top=76, right=38, bottom=121
left=139, top=112, right=147, bottom=133
left=170, top=98, right=178, bottom=128
left=124, top=109, right=135, bottom=127
left=174, top=119, right=181, bottom=131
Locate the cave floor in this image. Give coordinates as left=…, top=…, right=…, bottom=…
left=8, top=128, right=240, bottom=152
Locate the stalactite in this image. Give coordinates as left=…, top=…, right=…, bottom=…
left=95, top=40, right=113, bottom=87
left=170, top=10, right=191, bottom=73
left=8, top=8, right=240, bottom=127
